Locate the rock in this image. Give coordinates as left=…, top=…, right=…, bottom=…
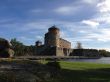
left=0, top=38, right=14, bottom=58
left=0, top=60, right=61, bottom=82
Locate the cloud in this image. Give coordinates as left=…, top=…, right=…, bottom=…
left=80, top=0, right=110, bottom=28
left=97, top=0, right=110, bottom=13
left=54, top=6, right=80, bottom=15
left=83, top=28, right=110, bottom=42
left=35, top=35, right=43, bottom=41
left=82, top=0, right=99, bottom=5
left=95, top=0, right=110, bottom=24
left=94, top=14, right=110, bottom=24
left=82, top=20, right=99, bottom=27
left=102, top=48, right=110, bottom=52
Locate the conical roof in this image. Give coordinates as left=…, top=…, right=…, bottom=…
left=48, top=25, right=60, bottom=31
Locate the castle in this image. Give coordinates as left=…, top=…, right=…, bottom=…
left=35, top=26, right=100, bottom=57
left=35, top=26, right=72, bottom=56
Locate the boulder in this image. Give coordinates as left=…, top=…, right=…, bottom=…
left=0, top=38, right=14, bottom=58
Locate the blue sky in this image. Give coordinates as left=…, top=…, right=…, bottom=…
left=0, top=0, right=110, bottom=51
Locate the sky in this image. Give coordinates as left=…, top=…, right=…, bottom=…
left=0, top=0, right=110, bottom=51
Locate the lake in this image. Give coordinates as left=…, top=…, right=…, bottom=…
left=67, top=57, right=110, bottom=64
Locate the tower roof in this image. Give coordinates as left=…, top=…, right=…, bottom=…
left=48, top=25, right=60, bottom=31
left=36, top=40, right=42, bottom=43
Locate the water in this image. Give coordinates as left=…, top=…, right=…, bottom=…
left=67, top=57, right=110, bottom=64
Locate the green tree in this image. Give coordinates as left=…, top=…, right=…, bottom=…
left=99, top=49, right=110, bottom=57
left=10, top=38, right=36, bottom=56
left=10, top=38, right=25, bottom=56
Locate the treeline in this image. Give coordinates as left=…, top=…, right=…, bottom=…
left=70, top=49, right=110, bottom=57
left=99, top=50, right=110, bottom=57
left=10, top=38, right=36, bottom=56
left=70, top=49, right=100, bottom=57
left=1, top=38, right=110, bottom=57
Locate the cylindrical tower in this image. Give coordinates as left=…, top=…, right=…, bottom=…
left=35, top=40, right=42, bottom=47
left=44, top=26, right=60, bottom=47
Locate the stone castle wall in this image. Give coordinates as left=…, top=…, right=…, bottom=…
left=59, top=38, right=71, bottom=48
left=56, top=47, right=72, bottom=56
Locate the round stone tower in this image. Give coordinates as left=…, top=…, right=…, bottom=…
left=35, top=40, right=42, bottom=47
left=45, top=26, right=60, bottom=47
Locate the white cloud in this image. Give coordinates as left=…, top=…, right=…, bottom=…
left=82, top=20, right=99, bottom=27
left=94, top=14, right=110, bottom=23
left=54, top=6, right=79, bottom=15
left=84, top=28, right=110, bottom=42
left=95, top=0, right=110, bottom=24
left=102, top=48, right=110, bottom=52
left=81, top=0, right=110, bottom=27
left=79, top=30, right=88, bottom=33
left=82, top=0, right=98, bottom=5
left=97, top=0, right=110, bottom=13
left=35, top=35, right=43, bottom=41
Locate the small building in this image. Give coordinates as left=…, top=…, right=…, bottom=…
left=35, top=41, right=42, bottom=47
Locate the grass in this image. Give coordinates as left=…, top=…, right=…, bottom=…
left=56, top=61, right=110, bottom=82
left=59, top=61, right=110, bottom=70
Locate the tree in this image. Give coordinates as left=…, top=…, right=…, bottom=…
left=10, top=38, right=25, bottom=56
left=10, top=38, right=36, bottom=56
left=99, top=49, right=110, bottom=57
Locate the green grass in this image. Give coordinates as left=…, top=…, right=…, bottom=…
left=59, top=61, right=110, bottom=70
left=56, top=61, right=110, bottom=82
